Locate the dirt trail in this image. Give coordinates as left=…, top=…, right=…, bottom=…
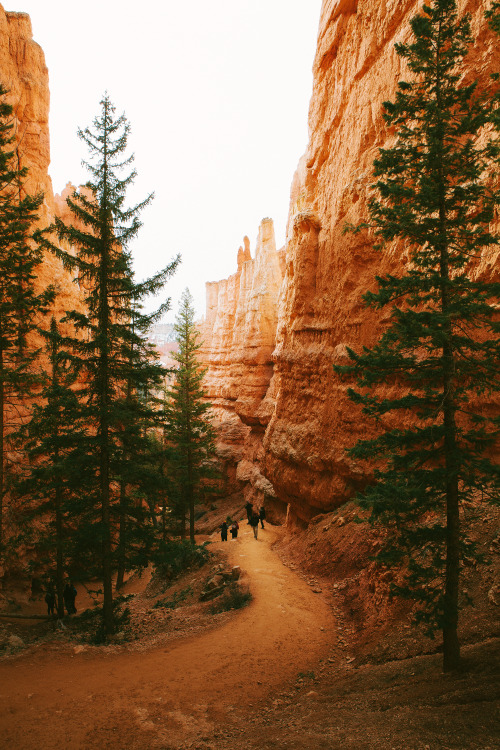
left=0, top=524, right=336, bottom=749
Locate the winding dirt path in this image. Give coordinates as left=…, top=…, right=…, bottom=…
left=0, top=525, right=336, bottom=749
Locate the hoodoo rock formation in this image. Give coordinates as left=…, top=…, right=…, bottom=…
left=199, top=219, right=285, bottom=515
left=263, top=0, right=500, bottom=525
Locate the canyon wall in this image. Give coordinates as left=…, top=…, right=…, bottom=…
left=263, top=0, right=500, bottom=524
left=0, top=5, right=85, bottom=566
left=0, top=4, right=82, bottom=319
left=5, top=1, right=497, bottom=533
left=0, top=6, right=50, bottom=203
left=199, top=218, right=286, bottom=516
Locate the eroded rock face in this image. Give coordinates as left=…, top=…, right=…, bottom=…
left=0, top=5, right=84, bottom=322
left=0, top=7, right=50, bottom=200
left=0, top=7, right=88, bottom=561
left=199, top=218, right=285, bottom=516
left=263, top=0, right=500, bottom=524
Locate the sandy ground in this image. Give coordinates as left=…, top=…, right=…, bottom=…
left=0, top=524, right=336, bottom=749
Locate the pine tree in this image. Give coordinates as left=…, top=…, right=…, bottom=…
left=165, top=289, right=218, bottom=543
left=337, top=1, right=500, bottom=671
left=113, top=295, right=176, bottom=589
left=43, top=95, right=179, bottom=636
left=486, top=2, right=500, bottom=35
left=17, top=318, right=89, bottom=617
left=0, top=84, right=54, bottom=555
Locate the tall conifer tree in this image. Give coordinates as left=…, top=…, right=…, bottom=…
left=45, top=95, right=179, bottom=636
left=18, top=318, right=89, bottom=617
left=165, top=289, right=217, bottom=543
left=113, top=295, right=175, bottom=589
left=337, top=1, right=500, bottom=671
left=0, top=84, right=54, bottom=554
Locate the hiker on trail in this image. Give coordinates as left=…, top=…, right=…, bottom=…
left=63, top=582, right=77, bottom=614
left=249, top=512, right=259, bottom=539
left=221, top=521, right=228, bottom=542
left=259, top=505, right=266, bottom=529
left=230, top=520, right=239, bottom=539
left=245, top=501, right=254, bottom=525
left=44, top=588, right=56, bottom=616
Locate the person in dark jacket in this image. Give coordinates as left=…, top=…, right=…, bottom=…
left=230, top=521, right=239, bottom=539
left=44, top=588, right=56, bottom=616
left=249, top=512, right=259, bottom=539
left=63, top=582, right=77, bottom=614
left=258, top=505, right=266, bottom=529
left=245, top=501, right=254, bottom=525
left=221, top=521, right=228, bottom=542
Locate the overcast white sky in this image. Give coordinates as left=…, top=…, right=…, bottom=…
left=5, top=0, right=322, bottom=321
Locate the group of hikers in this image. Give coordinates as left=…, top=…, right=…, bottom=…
left=220, top=519, right=239, bottom=541
left=220, top=502, right=266, bottom=542
left=44, top=581, right=77, bottom=617
left=47, top=506, right=268, bottom=615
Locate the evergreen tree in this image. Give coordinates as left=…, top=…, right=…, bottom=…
left=113, top=295, right=175, bottom=589
left=0, top=84, right=54, bottom=554
left=17, top=318, right=89, bottom=617
left=486, top=2, right=500, bottom=35
left=337, top=1, right=500, bottom=671
left=165, top=289, right=218, bottom=543
left=44, top=95, right=179, bottom=636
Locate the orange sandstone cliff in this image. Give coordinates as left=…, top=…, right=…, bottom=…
left=262, top=0, right=500, bottom=525
left=0, top=6, right=87, bottom=563
left=0, top=4, right=83, bottom=320
left=0, top=6, right=49, bottom=204
left=199, top=218, right=285, bottom=515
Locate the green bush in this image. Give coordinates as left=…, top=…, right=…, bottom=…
left=152, top=540, right=211, bottom=579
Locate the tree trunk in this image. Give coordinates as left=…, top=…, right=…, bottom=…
left=55, top=482, right=65, bottom=619
left=51, top=337, right=65, bottom=619
left=441, top=316, right=460, bottom=671
left=180, top=498, right=186, bottom=540
left=186, top=382, right=194, bottom=544
left=442, top=325, right=460, bottom=670
left=187, top=446, right=195, bottom=544
left=162, top=496, right=167, bottom=545
left=101, top=440, right=114, bottom=635
left=99, top=132, right=114, bottom=638
left=438, top=173, right=460, bottom=670
left=0, top=343, right=4, bottom=552
left=189, top=490, right=195, bottom=543
left=116, top=480, right=126, bottom=590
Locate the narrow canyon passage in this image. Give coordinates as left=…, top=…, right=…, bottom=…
left=0, top=524, right=336, bottom=749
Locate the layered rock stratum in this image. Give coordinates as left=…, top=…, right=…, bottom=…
left=198, top=219, right=285, bottom=516
left=0, top=7, right=49, bottom=203
left=263, top=0, right=500, bottom=524
left=0, top=4, right=83, bottom=320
